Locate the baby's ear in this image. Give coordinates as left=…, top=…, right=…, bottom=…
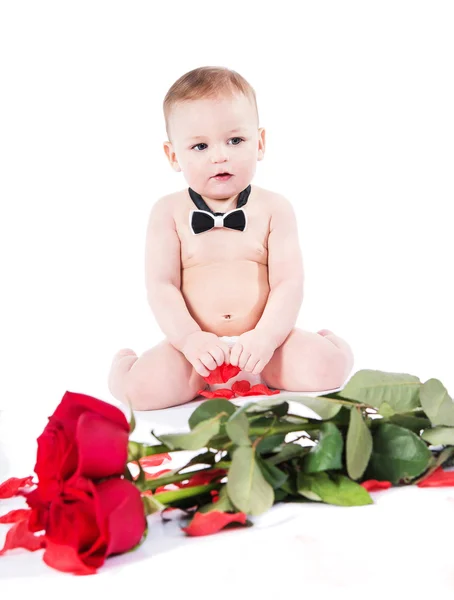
left=257, top=127, right=266, bottom=161
left=163, top=141, right=181, bottom=172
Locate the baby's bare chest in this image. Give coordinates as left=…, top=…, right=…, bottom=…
left=173, top=192, right=271, bottom=269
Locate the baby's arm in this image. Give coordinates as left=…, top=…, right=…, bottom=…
left=145, top=198, right=202, bottom=351
left=254, top=196, right=304, bottom=348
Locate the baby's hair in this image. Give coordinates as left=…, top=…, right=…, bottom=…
left=163, top=65, right=259, bottom=141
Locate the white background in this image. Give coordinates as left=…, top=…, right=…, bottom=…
left=1, top=1, right=453, bottom=412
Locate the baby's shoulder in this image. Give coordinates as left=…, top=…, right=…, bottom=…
left=253, top=185, right=295, bottom=217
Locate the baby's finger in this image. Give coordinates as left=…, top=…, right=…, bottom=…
left=244, top=356, right=260, bottom=373
left=238, top=349, right=251, bottom=371
left=194, top=358, right=210, bottom=378
left=218, top=342, right=231, bottom=365
left=210, top=345, right=226, bottom=367
left=200, top=351, right=218, bottom=371
left=229, top=343, right=242, bottom=367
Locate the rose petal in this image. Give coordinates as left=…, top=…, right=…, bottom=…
left=138, top=453, right=171, bottom=468
left=52, top=391, right=130, bottom=437
left=175, top=469, right=227, bottom=488
left=95, top=478, right=146, bottom=557
left=75, top=412, right=129, bottom=479
left=360, top=480, right=392, bottom=492
left=0, top=509, right=32, bottom=524
left=198, top=388, right=236, bottom=399
left=245, top=384, right=280, bottom=397
left=417, top=467, right=454, bottom=487
left=182, top=510, right=247, bottom=536
left=0, top=476, right=34, bottom=499
left=0, top=517, right=46, bottom=555
left=202, top=364, right=241, bottom=384
left=230, top=381, right=252, bottom=396
left=144, top=469, right=173, bottom=480
left=43, top=539, right=98, bottom=575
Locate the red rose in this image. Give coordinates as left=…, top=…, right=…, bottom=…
left=35, top=391, right=130, bottom=501
left=33, top=476, right=146, bottom=575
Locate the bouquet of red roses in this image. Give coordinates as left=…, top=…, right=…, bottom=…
left=2, top=368, right=454, bottom=576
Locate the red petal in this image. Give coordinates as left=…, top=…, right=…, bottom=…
left=360, top=480, right=392, bottom=492
left=0, top=517, right=46, bottom=555
left=0, top=509, right=32, bottom=524
left=175, top=468, right=227, bottom=488
left=220, top=364, right=241, bottom=382
left=139, top=453, right=171, bottom=468
left=75, top=412, right=129, bottom=480
left=202, top=364, right=241, bottom=384
left=182, top=510, right=247, bottom=536
left=52, top=391, right=130, bottom=436
left=0, top=476, right=34, bottom=499
left=198, top=388, right=236, bottom=399
left=43, top=539, right=98, bottom=575
left=231, top=380, right=252, bottom=396
left=144, top=469, right=173, bottom=480
left=95, top=478, right=146, bottom=557
left=155, top=484, right=180, bottom=493
left=417, top=467, right=454, bottom=487
left=245, top=384, right=280, bottom=397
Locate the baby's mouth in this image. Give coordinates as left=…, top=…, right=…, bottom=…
left=212, top=173, right=233, bottom=180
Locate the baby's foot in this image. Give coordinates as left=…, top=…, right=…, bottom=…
left=317, top=329, right=334, bottom=337
left=317, top=329, right=335, bottom=337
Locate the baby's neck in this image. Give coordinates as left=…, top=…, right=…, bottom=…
left=200, top=193, right=239, bottom=214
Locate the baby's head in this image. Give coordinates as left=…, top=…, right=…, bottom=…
left=163, top=66, right=265, bottom=199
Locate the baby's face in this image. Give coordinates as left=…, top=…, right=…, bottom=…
left=164, top=93, right=265, bottom=199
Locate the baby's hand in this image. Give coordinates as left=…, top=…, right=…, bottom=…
left=229, top=329, right=276, bottom=375
left=180, top=331, right=231, bottom=377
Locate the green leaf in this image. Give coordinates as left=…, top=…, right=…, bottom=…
left=338, top=369, right=421, bottom=413
left=366, top=423, right=432, bottom=484
left=298, top=472, right=373, bottom=506
left=303, top=422, right=343, bottom=473
left=176, top=450, right=218, bottom=471
left=296, top=473, right=323, bottom=501
left=257, top=456, right=288, bottom=489
left=382, top=413, right=431, bottom=434
left=142, top=494, right=164, bottom=515
left=421, top=426, right=454, bottom=446
left=378, top=402, right=395, bottom=417
left=420, top=379, right=454, bottom=427
left=225, top=409, right=251, bottom=446
left=268, top=443, right=310, bottom=465
left=227, top=446, right=274, bottom=515
left=159, top=416, right=221, bottom=451
left=256, top=433, right=286, bottom=454
left=198, top=485, right=235, bottom=513
left=286, top=395, right=343, bottom=420
left=154, top=483, right=216, bottom=505
left=188, top=398, right=236, bottom=429
left=246, top=397, right=290, bottom=417
left=346, top=408, right=373, bottom=480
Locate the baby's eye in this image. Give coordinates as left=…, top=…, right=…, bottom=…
left=191, top=137, right=245, bottom=151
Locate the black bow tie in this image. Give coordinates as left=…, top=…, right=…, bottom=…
left=190, top=208, right=246, bottom=235
left=188, top=184, right=251, bottom=235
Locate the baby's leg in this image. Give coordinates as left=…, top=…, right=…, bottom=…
left=260, top=328, right=354, bottom=392
left=108, top=341, right=209, bottom=411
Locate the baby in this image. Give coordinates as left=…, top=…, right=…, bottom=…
left=108, top=66, right=354, bottom=411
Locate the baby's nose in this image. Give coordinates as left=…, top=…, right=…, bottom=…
left=210, top=147, right=229, bottom=163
